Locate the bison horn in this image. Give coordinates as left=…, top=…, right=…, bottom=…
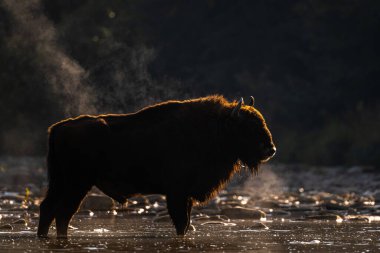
left=231, top=97, right=244, bottom=116
left=249, top=96, right=255, bottom=107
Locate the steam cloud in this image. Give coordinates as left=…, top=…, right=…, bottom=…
left=241, top=164, right=286, bottom=198
left=3, top=0, right=97, bottom=116
left=3, top=0, right=185, bottom=116
left=0, top=0, right=185, bottom=156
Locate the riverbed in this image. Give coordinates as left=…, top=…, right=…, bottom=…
left=0, top=157, right=379, bottom=252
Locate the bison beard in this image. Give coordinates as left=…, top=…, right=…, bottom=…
left=37, top=95, right=275, bottom=238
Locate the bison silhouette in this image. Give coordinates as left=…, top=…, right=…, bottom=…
left=37, top=95, right=276, bottom=238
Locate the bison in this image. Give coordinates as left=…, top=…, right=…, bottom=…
left=37, top=95, right=276, bottom=238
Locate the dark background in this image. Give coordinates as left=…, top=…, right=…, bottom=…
left=0, top=0, right=379, bottom=167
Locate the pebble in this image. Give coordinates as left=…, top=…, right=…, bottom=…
left=345, top=215, right=370, bottom=222
left=12, top=219, right=27, bottom=225
left=221, top=207, right=266, bottom=219
left=0, top=224, right=13, bottom=230
left=246, top=222, right=269, bottom=230
left=200, top=221, right=237, bottom=226
left=153, top=215, right=171, bottom=223
left=284, top=207, right=318, bottom=212
left=68, top=225, right=78, bottom=230
left=324, top=202, right=349, bottom=210
left=126, top=196, right=149, bottom=208
left=298, top=195, right=319, bottom=204
left=193, top=215, right=230, bottom=222
left=253, top=200, right=280, bottom=208
left=106, top=210, right=118, bottom=216
left=76, top=209, right=95, bottom=217
left=305, top=214, right=343, bottom=221
left=194, top=208, right=220, bottom=215
left=80, top=195, right=115, bottom=211
left=145, top=194, right=166, bottom=204
left=269, top=210, right=291, bottom=217
left=373, top=192, right=380, bottom=202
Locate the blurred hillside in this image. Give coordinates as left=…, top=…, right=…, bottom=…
left=0, top=0, right=379, bottom=167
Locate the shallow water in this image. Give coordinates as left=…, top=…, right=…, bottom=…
left=1, top=158, right=380, bottom=252
left=0, top=214, right=379, bottom=252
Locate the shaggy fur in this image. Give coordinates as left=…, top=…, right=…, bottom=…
left=37, top=95, right=275, bottom=238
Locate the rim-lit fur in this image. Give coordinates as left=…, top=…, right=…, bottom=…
left=38, top=95, right=274, bottom=237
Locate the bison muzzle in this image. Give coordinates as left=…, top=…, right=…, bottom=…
left=37, top=95, right=275, bottom=238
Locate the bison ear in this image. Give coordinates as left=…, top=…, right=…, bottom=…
left=249, top=96, right=255, bottom=107
left=231, top=97, right=244, bottom=117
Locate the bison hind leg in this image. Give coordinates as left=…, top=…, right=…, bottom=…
left=37, top=190, right=58, bottom=238
left=166, top=195, right=193, bottom=236
left=55, top=186, right=90, bottom=238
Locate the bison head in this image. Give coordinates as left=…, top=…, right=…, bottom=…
left=230, top=97, right=276, bottom=174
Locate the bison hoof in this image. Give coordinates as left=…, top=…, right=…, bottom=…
left=37, top=234, right=49, bottom=239
left=56, top=234, right=68, bottom=240
left=175, top=227, right=188, bottom=236
left=176, top=231, right=186, bottom=237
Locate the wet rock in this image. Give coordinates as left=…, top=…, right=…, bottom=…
left=324, top=202, right=349, bottom=210
left=147, top=195, right=167, bottom=212
left=27, top=203, right=40, bottom=211
left=253, top=200, right=280, bottom=208
left=130, top=208, right=151, bottom=215
left=192, top=213, right=209, bottom=219
left=0, top=192, right=24, bottom=202
left=317, top=192, right=344, bottom=203
left=305, top=214, right=343, bottom=221
left=218, top=200, right=244, bottom=206
left=346, top=216, right=370, bottom=222
left=126, top=196, right=149, bottom=208
left=80, top=194, right=115, bottom=211
left=246, top=222, right=269, bottom=230
left=0, top=224, right=13, bottom=230
left=221, top=207, right=266, bottom=219
left=156, top=210, right=168, bottom=216
left=200, top=221, right=237, bottom=226
left=269, top=210, right=291, bottom=217
left=347, top=166, right=363, bottom=174
left=117, top=207, right=141, bottom=214
left=149, top=204, right=166, bottom=213
left=217, top=193, right=251, bottom=206
left=193, top=207, right=220, bottom=216
left=368, top=216, right=380, bottom=221
left=93, top=228, right=110, bottom=233
left=12, top=219, right=27, bottom=225
left=193, top=215, right=230, bottom=222
left=188, top=224, right=196, bottom=231
left=208, top=215, right=230, bottom=222
left=153, top=215, right=171, bottom=223
left=68, top=225, right=78, bottom=230
left=106, top=210, right=118, bottom=216
left=192, top=215, right=209, bottom=222
left=373, top=191, right=380, bottom=202
left=76, top=209, right=95, bottom=217
left=145, top=194, right=166, bottom=204
left=284, top=207, right=319, bottom=212
left=298, top=196, right=319, bottom=205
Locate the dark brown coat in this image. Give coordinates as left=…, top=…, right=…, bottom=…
left=37, top=95, right=275, bottom=238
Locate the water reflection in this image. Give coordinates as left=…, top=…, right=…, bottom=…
left=0, top=215, right=379, bottom=252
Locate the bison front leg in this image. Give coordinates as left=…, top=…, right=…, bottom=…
left=166, top=195, right=193, bottom=236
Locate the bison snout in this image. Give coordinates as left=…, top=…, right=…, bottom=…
left=261, top=145, right=276, bottom=162
left=267, top=146, right=276, bottom=157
